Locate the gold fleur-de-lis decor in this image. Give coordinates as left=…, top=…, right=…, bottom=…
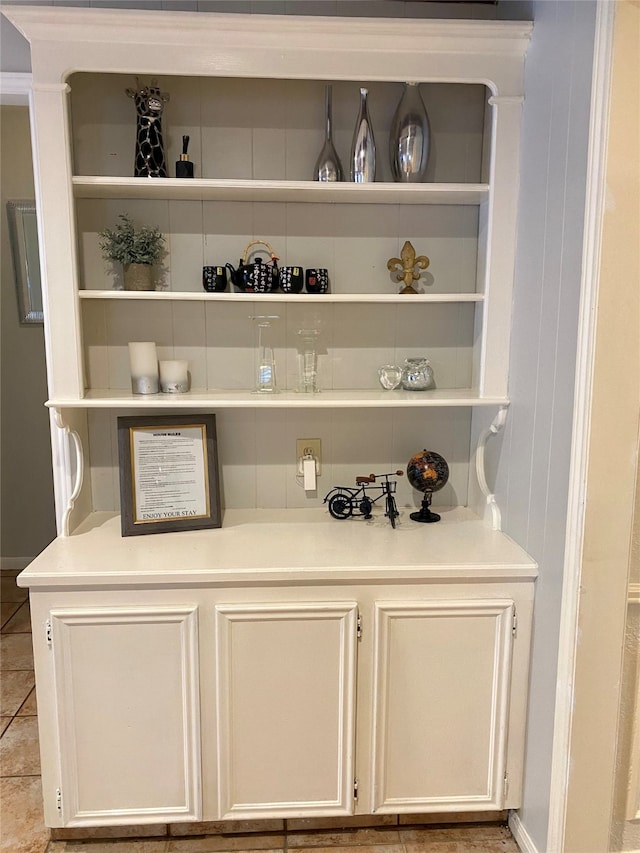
left=387, top=240, right=430, bottom=294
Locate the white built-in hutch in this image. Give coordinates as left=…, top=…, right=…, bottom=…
left=4, top=5, right=536, bottom=831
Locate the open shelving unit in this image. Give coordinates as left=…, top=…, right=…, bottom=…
left=4, top=5, right=539, bottom=834
left=5, top=4, right=530, bottom=532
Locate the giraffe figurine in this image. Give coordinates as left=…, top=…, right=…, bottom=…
left=126, top=78, right=170, bottom=178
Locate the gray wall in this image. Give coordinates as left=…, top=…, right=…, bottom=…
left=491, top=1, right=597, bottom=849
left=1, top=105, right=56, bottom=561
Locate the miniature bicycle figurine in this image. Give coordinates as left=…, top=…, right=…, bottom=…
left=324, top=470, right=403, bottom=528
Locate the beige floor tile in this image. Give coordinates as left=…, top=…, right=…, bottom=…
left=0, top=715, right=41, bottom=776
left=0, top=775, right=49, bottom=853
left=62, top=842, right=168, bottom=852
left=0, top=632, right=34, bottom=670
left=1, top=601, right=22, bottom=627
left=45, top=842, right=67, bottom=852
left=287, top=829, right=402, bottom=848
left=0, top=668, right=35, bottom=715
left=3, top=600, right=32, bottom=633
left=0, top=717, right=11, bottom=736
left=288, top=847, right=404, bottom=853
left=0, top=575, right=28, bottom=603
left=51, top=826, right=168, bottom=841
left=167, top=840, right=284, bottom=853
left=18, top=686, right=38, bottom=716
left=170, top=821, right=284, bottom=837
left=400, top=826, right=511, bottom=844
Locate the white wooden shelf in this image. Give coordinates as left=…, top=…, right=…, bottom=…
left=78, top=290, right=484, bottom=304
left=47, top=389, right=509, bottom=409
left=17, top=507, right=538, bottom=589
left=72, top=176, right=490, bottom=205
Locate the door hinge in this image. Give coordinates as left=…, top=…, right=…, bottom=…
left=356, top=614, right=362, bottom=640
left=56, top=788, right=62, bottom=813
left=353, top=778, right=359, bottom=800
left=512, top=610, right=517, bottom=637
left=45, top=620, right=53, bottom=646
left=503, top=772, right=509, bottom=799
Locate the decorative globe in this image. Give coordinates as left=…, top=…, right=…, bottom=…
left=406, top=450, right=449, bottom=523
left=407, top=450, right=449, bottom=494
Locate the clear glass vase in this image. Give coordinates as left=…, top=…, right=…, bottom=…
left=313, top=85, right=343, bottom=182
left=251, top=315, right=279, bottom=393
left=297, top=328, right=320, bottom=393
left=389, top=82, right=431, bottom=183
left=350, top=87, right=376, bottom=183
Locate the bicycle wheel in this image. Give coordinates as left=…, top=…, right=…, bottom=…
left=386, top=495, right=399, bottom=528
left=328, top=492, right=353, bottom=519
left=359, top=498, right=373, bottom=518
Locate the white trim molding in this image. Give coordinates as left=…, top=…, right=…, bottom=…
left=509, top=810, right=541, bottom=853
left=547, top=0, right=617, bottom=850
left=0, top=71, right=31, bottom=105
left=475, top=405, right=508, bottom=531
left=52, top=410, right=84, bottom=538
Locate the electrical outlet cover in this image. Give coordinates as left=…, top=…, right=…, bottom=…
left=296, top=438, right=321, bottom=475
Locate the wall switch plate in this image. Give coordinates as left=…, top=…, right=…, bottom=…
left=296, top=438, right=321, bottom=475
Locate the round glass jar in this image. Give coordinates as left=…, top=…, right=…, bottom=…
left=400, top=358, right=434, bottom=391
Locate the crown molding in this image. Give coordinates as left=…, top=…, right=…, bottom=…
left=0, top=71, right=32, bottom=105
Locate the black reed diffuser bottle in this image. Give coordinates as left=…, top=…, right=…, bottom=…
left=175, top=135, right=194, bottom=178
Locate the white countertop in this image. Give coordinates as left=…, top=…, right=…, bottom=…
left=19, top=508, right=537, bottom=589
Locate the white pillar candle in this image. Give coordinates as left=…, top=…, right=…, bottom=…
left=128, top=341, right=159, bottom=394
left=159, top=359, right=189, bottom=393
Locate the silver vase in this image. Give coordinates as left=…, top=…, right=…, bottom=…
left=313, top=85, right=343, bottom=182
left=350, top=87, right=376, bottom=183
left=389, top=82, right=431, bottom=183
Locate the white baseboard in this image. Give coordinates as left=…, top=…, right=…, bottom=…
left=509, top=811, right=541, bottom=853
left=0, top=557, right=32, bottom=572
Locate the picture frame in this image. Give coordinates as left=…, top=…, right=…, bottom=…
left=6, top=200, right=44, bottom=325
left=117, top=413, right=222, bottom=537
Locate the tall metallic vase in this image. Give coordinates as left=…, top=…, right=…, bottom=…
left=350, top=87, right=376, bottom=183
left=389, top=82, right=431, bottom=183
left=313, top=85, right=343, bottom=182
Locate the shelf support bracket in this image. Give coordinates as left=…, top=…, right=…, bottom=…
left=475, top=405, right=508, bottom=531
left=52, top=408, right=84, bottom=537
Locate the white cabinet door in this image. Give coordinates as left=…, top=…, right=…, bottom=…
left=215, top=602, right=358, bottom=818
left=371, top=599, right=515, bottom=813
left=49, top=606, right=201, bottom=826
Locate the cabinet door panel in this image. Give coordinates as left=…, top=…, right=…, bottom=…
left=215, top=602, right=357, bottom=818
left=371, top=599, right=514, bottom=812
left=50, top=606, right=201, bottom=825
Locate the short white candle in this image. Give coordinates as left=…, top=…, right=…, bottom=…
left=159, top=359, right=189, bottom=393
left=128, top=342, right=159, bottom=394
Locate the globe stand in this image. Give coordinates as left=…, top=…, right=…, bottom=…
left=410, top=492, right=441, bottom=523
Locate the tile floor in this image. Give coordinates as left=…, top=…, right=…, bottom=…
left=1, top=569, right=520, bottom=853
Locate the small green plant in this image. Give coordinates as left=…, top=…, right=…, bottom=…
left=99, top=214, right=165, bottom=265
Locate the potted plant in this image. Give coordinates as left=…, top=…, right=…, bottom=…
left=99, top=213, right=165, bottom=291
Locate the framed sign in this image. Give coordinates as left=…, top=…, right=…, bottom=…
left=7, top=200, right=44, bottom=324
left=117, top=414, right=221, bottom=536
